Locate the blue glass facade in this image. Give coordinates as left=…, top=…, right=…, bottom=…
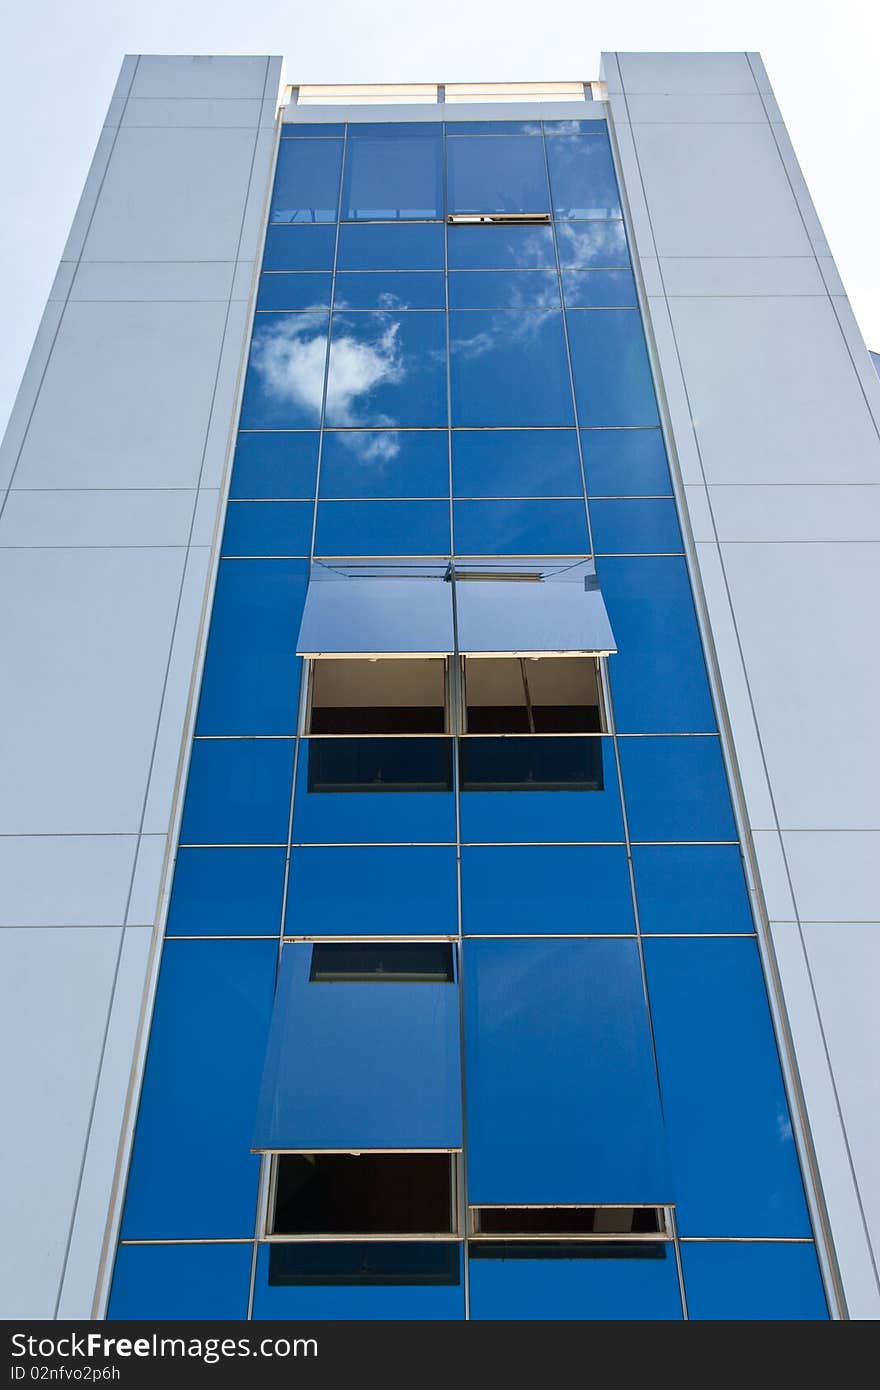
left=109, top=116, right=827, bottom=1321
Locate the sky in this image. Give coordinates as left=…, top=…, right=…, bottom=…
left=1, top=0, right=878, bottom=434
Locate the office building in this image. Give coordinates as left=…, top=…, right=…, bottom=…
left=1, top=52, right=879, bottom=1321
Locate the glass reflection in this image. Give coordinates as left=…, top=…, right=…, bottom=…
left=447, top=121, right=543, bottom=136
left=320, top=430, right=449, bottom=498
left=449, top=310, right=575, bottom=427
left=448, top=224, right=556, bottom=270
left=581, top=429, right=671, bottom=497
left=556, top=222, right=630, bottom=267
left=307, top=737, right=454, bottom=793
left=448, top=271, right=560, bottom=311
left=459, top=736, right=604, bottom=791
left=454, top=499, right=589, bottom=555
left=452, top=430, right=581, bottom=498
left=547, top=136, right=621, bottom=219
left=315, top=500, right=450, bottom=556
left=282, top=123, right=345, bottom=138
left=231, top=433, right=319, bottom=499
left=262, top=225, right=337, bottom=272
left=326, top=312, right=447, bottom=428
left=447, top=136, right=550, bottom=215
left=270, top=140, right=343, bottom=224
left=567, top=310, right=660, bottom=427
left=239, top=313, right=329, bottom=429
left=337, top=223, right=445, bottom=270
left=256, top=273, right=332, bottom=311
left=562, top=269, right=638, bottom=308
left=334, top=272, right=446, bottom=311
left=342, top=125, right=443, bottom=220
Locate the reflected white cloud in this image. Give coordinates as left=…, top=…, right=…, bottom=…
left=451, top=309, right=557, bottom=362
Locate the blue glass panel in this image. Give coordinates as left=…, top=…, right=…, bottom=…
left=544, top=119, right=608, bottom=134
left=120, top=940, right=277, bottom=1237
left=460, top=739, right=622, bottom=843
left=461, top=845, right=634, bottom=934
left=598, top=557, right=716, bottom=733
left=453, top=499, right=588, bottom=554
left=681, top=1242, right=827, bottom=1320
left=253, top=943, right=461, bottom=1149
left=252, top=1243, right=464, bottom=1320
left=167, top=847, right=286, bottom=936
left=446, top=121, right=543, bottom=135
left=262, top=224, right=336, bottom=271
left=109, top=1243, right=252, bottom=1319
left=469, top=1247, right=682, bottom=1320
left=448, top=271, right=560, bottom=310
left=567, top=310, right=660, bottom=426
left=270, top=139, right=342, bottom=223
left=282, top=122, right=345, bottom=137
left=256, top=272, right=332, bottom=311
left=450, top=310, right=575, bottom=427
left=334, top=271, right=446, bottom=310
left=230, top=432, right=319, bottom=499
left=464, top=938, right=670, bottom=1202
left=591, top=499, right=683, bottom=554
left=452, top=429, right=582, bottom=497
left=619, top=737, right=735, bottom=840
left=633, top=845, right=754, bottom=935
left=342, top=124, right=443, bottom=220
left=287, top=846, right=458, bottom=935
left=180, top=739, right=294, bottom=845
left=447, top=136, right=549, bottom=215
left=562, top=268, right=638, bottom=307
left=292, top=743, right=456, bottom=843
left=320, top=430, right=448, bottom=498
left=315, top=500, right=450, bottom=556
left=556, top=221, right=630, bottom=266
left=337, top=222, right=445, bottom=270
left=196, top=559, right=307, bottom=735
left=547, top=135, right=621, bottom=218
left=326, top=312, right=447, bottom=428
left=221, top=501, right=313, bottom=556
left=239, top=312, right=328, bottom=429
left=581, top=429, right=671, bottom=496
left=447, top=223, right=556, bottom=270
left=644, top=938, right=813, bottom=1236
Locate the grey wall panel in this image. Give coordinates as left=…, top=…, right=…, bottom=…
left=0, top=54, right=283, bottom=1318
left=607, top=50, right=880, bottom=1318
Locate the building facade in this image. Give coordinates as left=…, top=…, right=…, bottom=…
left=1, top=52, right=878, bottom=1322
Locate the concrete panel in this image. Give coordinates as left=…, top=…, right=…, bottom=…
left=604, top=114, right=656, bottom=262
left=0, top=547, right=186, bottom=834
left=618, top=52, right=759, bottom=95
left=0, top=927, right=122, bottom=1318
left=766, top=121, right=833, bottom=259
left=48, top=263, right=77, bottom=302
left=640, top=296, right=703, bottom=485
left=660, top=257, right=824, bottom=298
left=0, top=836, right=137, bottom=928
left=126, top=836, right=171, bottom=927
left=128, top=55, right=269, bottom=100
left=751, top=830, right=796, bottom=920
left=121, top=98, right=263, bottom=128
left=707, top=484, right=880, bottom=542
left=818, top=258, right=847, bottom=298
left=784, top=833, right=880, bottom=923
left=82, top=126, right=257, bottom=263
left=632, top=123, right=811, bottom=258
left=15, top=299, right=228, bottom=489
left=192, top=488, right=222, bottom=547
left=201, top=300, right=251, bottom=489
left=828, top=296, right=880, bottom=433
left=56, top=926, right=154, bottom=1318
left=626, top=93, right=767, bottom=123
left=769, top=919, right=880, bottom=1319
left=61, top=127, right=119, bottom=263
left=669, top=296, right=880, bottom=483
left=0, top=301, right=65, bottom=494
left=721, top=541, right=880, bottom=830
left=0, top=489, right=195, bottom=549
left=70, top=261, right=234, bottom=302
left=231, top=259, right=257, bottom=302
left=682, top=484, right=714, bottom=543
left=238, top=128, right=278, bottom=260
left=746, top=53, right=774, bottom=96
left=804, top=923, right=880, bottom=1272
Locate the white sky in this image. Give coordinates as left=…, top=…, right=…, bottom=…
left=1, top=0, right=878, bottom=434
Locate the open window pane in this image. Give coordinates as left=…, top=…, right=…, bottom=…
left=296, top=568, right=455, bottom=659
left=271, top=1153, right=456, bottom=1236
left=309, top=658, right=447, bottom=734
left=463, top=656, right=601, bottom=734
left=309, top=942, right=454, bottom=984
left=471, top=1206, right=665, bottom=1237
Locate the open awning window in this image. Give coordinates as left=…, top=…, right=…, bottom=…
left=296, top=559, right=616, bottom=660
left=252, top=942, right=463, bottom=1152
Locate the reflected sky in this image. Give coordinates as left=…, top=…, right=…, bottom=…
left=320, top=430, right=448, bottom=497
left=270, top=140, right=343, bottom=224
left=241, top=312, right=329, bottom=429
left=326, top=312, right=447, bottom=429
left=447, top=136, right=550, bottom=215
left=556, top=221, right=630, bottom=267
left=448, top=271, right=560, bottom=311
left=450, top=309, right=575, bottom=426
left=342, top=125, right=443, bottom=220
left=447, top=224, right=556, bottom=270
left=547, top=136, right=622, bottom=219
left=333, top=271, right=446, bottom=311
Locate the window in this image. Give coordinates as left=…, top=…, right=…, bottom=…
left=469, top=1206, right=667, bottom=1239
left=308, top=658, right=447, bottom=735
left=462, top=655, right=602, bottom=733
left=269, top=1152, right=458, bottom=1238
left=309, top=942, right=455, bottom=984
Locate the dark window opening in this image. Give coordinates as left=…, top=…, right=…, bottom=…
left=309, top=942, right=454, bottom=984
left=271, top=1152, right=456, bottom=1237
left=459, top=735, right=604, bottom=792
left=309, top=658, right=447, bottom=735
left=463, top=656, right=602, bottom=735
left=468, top=1241, right=669, bottom=1263
left=268, top=1241, right=460, bottom=1286
left=307, top=737, right=454, bottom=793
left=472, top=1206, right=665, bottom=1237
